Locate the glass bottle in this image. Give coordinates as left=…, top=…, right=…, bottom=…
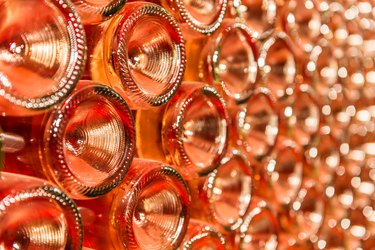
left=230, top=0, right=277, bottom=40
left=86, top=2, right=186, bottom=109
left=191, top=149, right=252, bottom=232
left=258, top=32, right=297, bottom=102
left=0, top=80, right=135, bottom=199
left=70, top=0, right=126, bottom=25
left=76, top=158, right=190, bottom=250
left=237, top=196, right=279, bottom=249
left=136, top=81, right=230, bottom=176
left=198, top=19, right=259, bottom=104
left=231, top=87, right=279, bottom=165
left=178, top=219, right=226, bottom=250
left=0, top=0, right=86, bottom=116
left=279, top=83, right=321, bottom=150
left=145, top=0, right=228, bottom=35
left=259, top=139, right=304, bottom=209
left=280, top=0, right=323, bottom=54
left=0, top=172, right=83, bottom=249
left=305, top=39, right=339, bottom=103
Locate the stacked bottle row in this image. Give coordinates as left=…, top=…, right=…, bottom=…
left=0, top=0, right=374, bottom=249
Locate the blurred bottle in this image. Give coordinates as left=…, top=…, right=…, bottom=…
left=71, top=0, right=126, bottom=25
left=0, top=80, right=135, bottom=199
left=197, top=19, right=259, bottom=104
left=278, top=180, right=325, bottom=246
left=0, top=0, right=86, bottom=116
left=145, top=0, right=227, bottom=35
left=229, top=0, right=277, bottom=40
left=258, top=32, right=297, bottom=102
left=280, top=0, right=323, bottom=55
left=304, top=125, right=341, bottom=187
left=76, top=158, right=190, bottom=250
left=231, top=87, right=279, bottom=165
left=236, top=196, right=279, bottom=249
left=178, top=219, right=226, bottom=250
left=279, top=83, right=321, bottom=150
left=136, top=82, right=230, bottom=176
left=0, top=172, right=83, bottom=249
left=191, top=149, right=252, bottom=232
left=257, top=139, right=304, bottom=210
left=305, top=39, right=339, bottom=103
left=86, top=2, right=186, bottom=109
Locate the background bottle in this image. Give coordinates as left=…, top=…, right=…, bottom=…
left=198, top=19, right=259, bottom=104
left=0, top=0, right=86, bottom=116
left=178, top=219, right=226, bottom=250
left=0, top=172, right=83, bottom=249
left=0, top=80, right=135, bottom=199
left=87, top=2, right=186, bottom=109
left=191, top=149, right=252, bottom=232
left=76, top=158, right=191, bottom=250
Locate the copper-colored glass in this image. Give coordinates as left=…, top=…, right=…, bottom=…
left=258, top=32, right=297, bottom=101
left=178, top=219, right=226, bottom=250
left=77, top=158, right=190, bottom=249
left=199, top=19, right=259, bottom=103
left=0, top=172, right=83, bottom=249
left=233, top=88, right=279, bottom=164
left=137, top=82, right=229, bottom=176
left=231, top=0, right=277, bottom=39
left=0, top=0, right=86, bottom=116
left=0, top=81, right=135, bottom=199
left=192, top=149, right=252, bottom=232
left=88, top=2, right=186, bottom=109
left=71, top=0, right=126, bottom=24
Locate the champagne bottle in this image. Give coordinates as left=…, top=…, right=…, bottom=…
left=87, top=2, right=186, bottom=109
left=76, top=158, right=191, bottom=250
left=178, top=219, right=226, bottom=250
left=230, top=0, right=277, bottom=39
left=237, top=196, right=279, bottom=249
left=0, top=0, right=86, bottom=116
left=258, top=32, right=297, bottom=102
left=0, top=172, right=83, bottom=249
left=136, top=81, right=230, bottom=176
left=71, top=0, right=126, bottom=24
left=0, top=80, right=135, bottom=199
left=232, top=87, right=279, bottom=165
left=191, top=149, right=252, bottom=232
left=198, top=19, right=259, bottom=104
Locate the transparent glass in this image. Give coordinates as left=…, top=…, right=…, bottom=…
left=281, top=84, right=320, bottom=149
left=238, top=197, right=279, bottom=250
left=178, top=219, right=226, bottom=250
left=0, top=172, right=83, bottom=249
left=199, top=19, right=259, bottom=103
left=289, top=181, right=325, bottom=242
left=76, top=158, right=190, bottom=250
left=306, top=40, right=339, bottom=101
left=281, top=0, right=322, bottom=53
left=305, top=126, right=341, bottom=186
left=263, top=140, right=303, bottom=207
left=90, top=2, right=186, bottom=109
left=71, top=0, right=126, bottom=24
left=320, top=2, right=348, bottom=47
left=0, top=81, right=135, bottom=199
left=195, top=149, right=252, bottom=231
left=232, top=0, right=277, bottom=39
left=234, top=88, right=279, bottom=164
left=0, top=0, right=86, bottom=116
left=159, top=0, right=227, bottom=34
left=136, top=82, right=229, bottom=175
left=258, top=32, right=296, bottom=101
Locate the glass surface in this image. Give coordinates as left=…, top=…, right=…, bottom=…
left=0, top=0, right=85, bottom=112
